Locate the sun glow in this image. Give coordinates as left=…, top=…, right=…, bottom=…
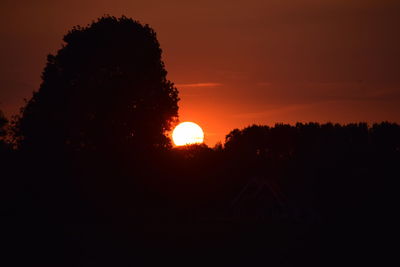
left=172, top=122, right=204, bottom=146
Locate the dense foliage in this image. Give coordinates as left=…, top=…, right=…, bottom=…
left=13, top=16, right=179, bottom=154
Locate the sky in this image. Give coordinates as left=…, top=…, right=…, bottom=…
left=1, top=0, right=399, bottom=145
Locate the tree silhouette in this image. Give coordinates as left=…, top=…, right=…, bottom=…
left=13, top=16, right=179, bottom=154
left=224, top=125, right=270, bottom=159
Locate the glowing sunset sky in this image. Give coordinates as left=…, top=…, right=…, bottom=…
left=1, top=0, right=399, bottom=145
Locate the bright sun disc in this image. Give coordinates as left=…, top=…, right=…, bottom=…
left=172, top=122, right=204, bottom=146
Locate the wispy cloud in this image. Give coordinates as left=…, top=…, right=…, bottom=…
left=176, top=83, right=222, bottom=88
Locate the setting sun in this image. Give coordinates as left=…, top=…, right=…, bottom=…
left=172, top=122, right=204, bottom=146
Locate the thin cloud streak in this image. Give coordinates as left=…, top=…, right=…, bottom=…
left=176, top=82, right=223, bottom=88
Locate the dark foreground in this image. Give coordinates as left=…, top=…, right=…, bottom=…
left=2, top=123, right=398, bottom=266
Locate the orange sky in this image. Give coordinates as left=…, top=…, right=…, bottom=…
left=1, top=0, right=399, bottom=145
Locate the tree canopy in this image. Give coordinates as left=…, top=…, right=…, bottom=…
left=14, top=16, right=179, bottom=154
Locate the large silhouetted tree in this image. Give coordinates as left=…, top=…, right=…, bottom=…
left=14, top=16, right=179, bottom=154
